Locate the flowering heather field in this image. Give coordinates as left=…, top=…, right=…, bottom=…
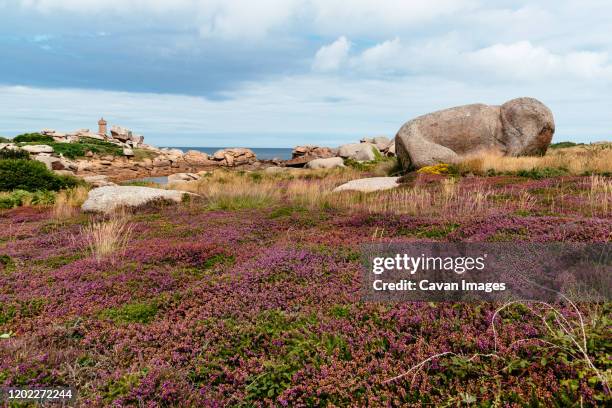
left=0, top=172, right=610, bottom=406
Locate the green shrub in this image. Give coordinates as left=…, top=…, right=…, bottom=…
left=0, top=149, right=30, bottom=160
left=13, top=133, right=54, bottom=143
left=100, top=301, right=159, bottom=324
left=50, top=138, right=123, bottom=159
left=0, top=159, right=79, bottom=192
left=0, top=190, right=56, bottom=209
left=515, top=167, right=568, bottom=179
left=0, top=137, right=11, bottom=143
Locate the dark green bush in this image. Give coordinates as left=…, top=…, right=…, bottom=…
left=0, top=159, right=79, bottom=192
left=13, top=133, right=54, bottom=143
left=0, top=149, right=30, bottom=160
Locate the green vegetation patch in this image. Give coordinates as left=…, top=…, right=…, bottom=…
left=99, top=300, right=159, bottom=324
left=0, top=136, right=12, bottom=143
left=13, top=133, right=54, bottom=143
left=269, top=205, right=306, bottom=219
left=0, top=190, right=56, bottom=208
left=549, top=141, right=583, bottom=149
left=0, top=254, right=15, bottom=271
left=515, top=167, right=569, bottom=179
left=100, top=370, right=147, bottom=403
left=0, top=298, right=46, bottom=324
left=48, top=137, right=123, bottom=159
left=0, top=159, right=79, bottom=192
left=398, top=223, right=460, bottom=239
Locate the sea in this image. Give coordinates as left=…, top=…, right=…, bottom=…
left=166, top=147, right=293, bottom=161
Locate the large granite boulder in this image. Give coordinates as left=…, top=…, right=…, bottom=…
left=337, top=143, right=380, bottom=161
left=333, top=177, right=400, bottom=193
left=81, top=186, right=191, bottom=213
left=305, top=157, right=346, bottom=169
left=396, top=97, right=555, bottom=169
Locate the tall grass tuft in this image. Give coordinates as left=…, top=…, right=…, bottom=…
left=52, top=186, right=89, bottom=219
left=81, top=216, right=133, bottom=264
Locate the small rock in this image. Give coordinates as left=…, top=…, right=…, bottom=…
left=305, top=157, right=346, bottom=169
left=168, top=172, right=200, bottom=183
left=81, top=186, right=193, bottom=213
left=333, top=177, right=400, bottom=193
left=123, top=148, right=134, bottom=157
left=83, top=175, right=116, bottom=187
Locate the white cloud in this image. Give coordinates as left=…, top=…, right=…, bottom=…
left=466, top=41, right=612, bottom=81
left=350, top=37, right=402, bottom=72
left=312, top=36, right=351, bottom=72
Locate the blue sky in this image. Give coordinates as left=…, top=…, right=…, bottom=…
left=0, top=0, right=611, bottom=147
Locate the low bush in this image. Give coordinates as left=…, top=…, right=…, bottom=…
left=0, top=159, right=79, bottom=192
left=0, top=149, right=30, bottom=160
left=13, top=133, right=54, bottom=143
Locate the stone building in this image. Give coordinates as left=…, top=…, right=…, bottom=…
left=98, top=117, right=107, bottom=136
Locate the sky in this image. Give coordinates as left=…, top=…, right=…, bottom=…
left=0, top=0, right=611, bottom=147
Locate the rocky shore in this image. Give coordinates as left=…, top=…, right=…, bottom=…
left=1, top=123, right=396, bottom=184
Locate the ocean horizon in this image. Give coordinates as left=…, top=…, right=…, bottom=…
left=165, top=147, right=293, bottom=160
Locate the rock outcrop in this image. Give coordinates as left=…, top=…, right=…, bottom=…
left=81, top=186, right=192, bottom=213
left=338, top=143, right=380, bottom=161
left=395, top=97, right=555, bottom=169
left=304, top=157, right=345, bottom=169
left=333, top=177, right=400, bottom=193
left=292, top=145, right=336, bottom=159
left=211, top=148, right=256, bottom=167
left=22, top=145, right=54, bottom=154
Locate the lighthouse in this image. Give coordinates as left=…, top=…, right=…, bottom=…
left=97, top=117, right=107, bottom=136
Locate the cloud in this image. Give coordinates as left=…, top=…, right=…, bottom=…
left=312, top=36, right=351, bottom=72
left=349, top=37, right=401, bottom=73
left=466, top=41, right=612, bottom=81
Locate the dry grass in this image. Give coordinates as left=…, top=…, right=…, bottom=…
left=81, top=215, right=133, bottom=264
left=52, top=186, right=89, bottom=219
left=173, top=168, right=363, bottom=210
left=362, top=185, right=493, bottom=218
left=458, top=144, right=612, bottom=175
left=587, top=175, right=611, bottom=216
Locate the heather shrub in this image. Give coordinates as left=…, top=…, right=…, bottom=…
left=13, top=133, right=53, bottom=143
left=0, top=149, right=30, bottom=160
left=0, top=159, right=79, bottom=192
